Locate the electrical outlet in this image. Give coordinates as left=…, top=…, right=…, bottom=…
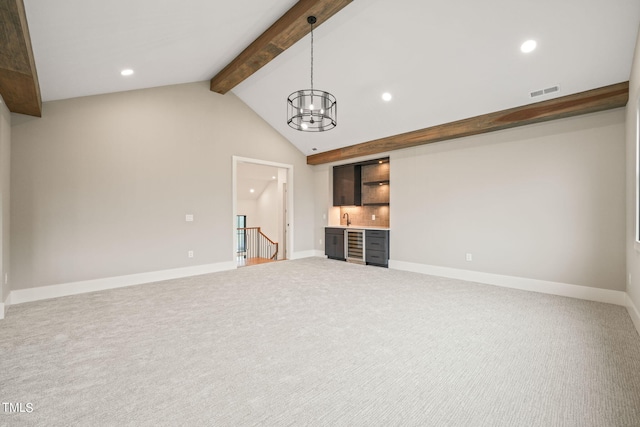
left=319, top=239, right=323, bottom=245
left=372, top=214, right=376, bottom=220
left=188, top=250, right=194, bottom=258
left=185, top=214, right=194, bottom=222
left=465, top=253, right=473, bottom=261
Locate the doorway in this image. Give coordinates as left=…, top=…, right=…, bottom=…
left=232, top=156, right=294, bottom=267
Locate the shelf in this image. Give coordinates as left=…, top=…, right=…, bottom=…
left=363, top=180, right=389, bottom=186
left=363, top=202, right=390, bottom=206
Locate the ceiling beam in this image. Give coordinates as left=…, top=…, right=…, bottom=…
left=0, top=0, right=41, bottom=117
left=307, top=81, right=629, bottom=165
left=210, top=0, right=352, bottom=95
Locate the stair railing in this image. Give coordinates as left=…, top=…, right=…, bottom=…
left=237, top=227, right=278, bottom=260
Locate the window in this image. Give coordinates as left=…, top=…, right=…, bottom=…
left=237, top=215, right=247, bottom=255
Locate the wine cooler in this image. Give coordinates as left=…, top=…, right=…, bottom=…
left=345, top=229, right=365, bottom=264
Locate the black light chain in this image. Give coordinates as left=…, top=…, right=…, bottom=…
left=310, top=19, right=314, bottom=93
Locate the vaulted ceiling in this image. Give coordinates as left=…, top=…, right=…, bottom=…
left=4, top=0, right=640, bottom=163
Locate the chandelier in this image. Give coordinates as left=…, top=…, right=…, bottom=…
left=287, top=16, right=337, bottom=132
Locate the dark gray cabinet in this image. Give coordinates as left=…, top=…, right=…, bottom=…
left=325, top=228, right=345, bottom=260
left=333, top=164, right=361, bottom=206
left=365, top=229, right=389, bottom=267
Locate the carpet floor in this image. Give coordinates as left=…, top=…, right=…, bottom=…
left=1, top=257, right=640, bottom=426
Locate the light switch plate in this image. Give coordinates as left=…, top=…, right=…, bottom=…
left=185, top=214, right=194, bottom=222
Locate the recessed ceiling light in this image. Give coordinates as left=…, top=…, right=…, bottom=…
left=271, top=176, right=276, bottom=180
left=250, top=189, right=255, bottom=193
left=520, top=40, right=537, bottom=53
left=121, top=69, right=134, bottom=76
left=382, top=92, right=392, bottom=102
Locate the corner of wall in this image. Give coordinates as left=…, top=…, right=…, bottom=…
left=0, top=289, right=8, bottom=320
left=627, top=293, right=640, bottom=336
left=626, top=22, right=640, bottom=335
left=0, top=93, right=9, bottom=310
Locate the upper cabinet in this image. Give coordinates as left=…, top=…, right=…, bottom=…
left=361, top=159, right=390, bottom=206
left=333, top=158, right=389, bottom=207
left=333, top=164, right=362, bottom=206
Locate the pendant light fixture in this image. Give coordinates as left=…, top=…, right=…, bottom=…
left=287, top=16, right=337, bottom=132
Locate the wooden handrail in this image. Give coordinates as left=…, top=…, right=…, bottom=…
left=238, top=227, right=278, bottom=245
left=237, top=227, right=278, bottom=260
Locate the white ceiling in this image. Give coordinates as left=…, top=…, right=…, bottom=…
left=236, top=162, right=281, bottom=201
left=24, top=0, right=640, bottom=156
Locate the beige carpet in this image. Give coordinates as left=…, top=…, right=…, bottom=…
left=1, top=257, right=639, bottom=426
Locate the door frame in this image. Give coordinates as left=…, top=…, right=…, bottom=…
left=232, top=156, right=294, bottom=265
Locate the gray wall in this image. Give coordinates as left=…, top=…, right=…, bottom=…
left=316, top=108, right=626, bottom=291
left=237, top=199, right=259, bottom=228
left=390, top=109, right=625, bottom=290
left=627, top=24, right=640, bottom=310
left=10, top=81, right=315, bottom=290
left=6, top=69, right=633, bottom=297
left=0, top=96, right=10, bottom=302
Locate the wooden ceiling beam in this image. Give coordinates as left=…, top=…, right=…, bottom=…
left=0, top=0, right=41, bottom=117
left=307, top=81, right=629, bottom=165
left=210, top=0, right=352, bottom=95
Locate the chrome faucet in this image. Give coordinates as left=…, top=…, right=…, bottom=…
left=343, top=213, right=351, bottom=226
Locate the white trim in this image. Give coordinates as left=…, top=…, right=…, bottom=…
left=290, top=250, right=324, bottom=260
left=8, top=261, right=236, bottom=306
left=0, top=292, right=8, bottom=319
left=627, top=293, right=640, bottom=336
left=390, top=260, right=627, bottom=306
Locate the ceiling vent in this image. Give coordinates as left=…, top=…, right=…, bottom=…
left=530, top=85, right=560, bottom=98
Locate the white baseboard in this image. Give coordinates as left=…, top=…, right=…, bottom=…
left=291, top=250, right=324, bottom=260
left=627, top=293, right=640, bottom=336
left=389, top=260, right=627, bottom=306
left=0, top=292, right=8, bottom=319
left=8, top=261, right=237, bottom=306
